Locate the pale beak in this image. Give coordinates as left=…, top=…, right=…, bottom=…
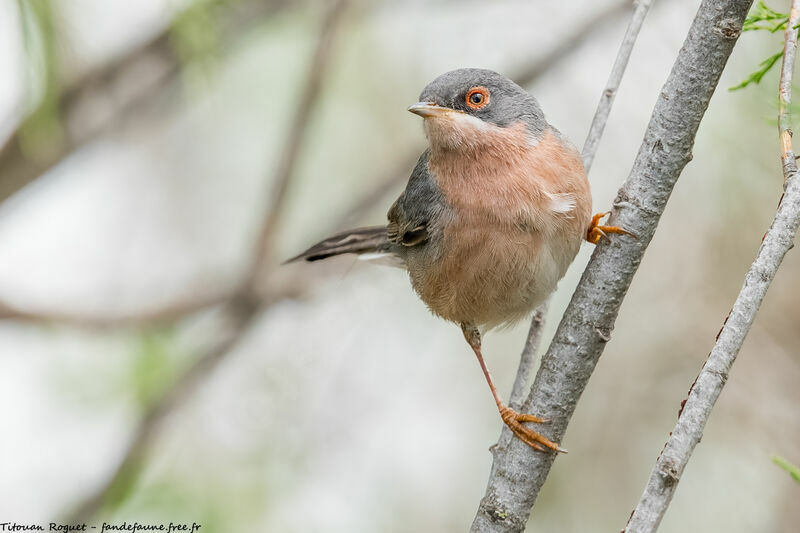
left=407, top=102, right=455, bottom=118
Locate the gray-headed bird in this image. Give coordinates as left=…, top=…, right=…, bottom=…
left=289, top=68, right=629, bottom=452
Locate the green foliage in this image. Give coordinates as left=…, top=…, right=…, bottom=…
left=773, top=455, right=800, bottom=484
left=16, top=0, right=63, bottom=156
left=729, top=1, right=798, bottom=91
left=743, top=1, right=790, bottom=33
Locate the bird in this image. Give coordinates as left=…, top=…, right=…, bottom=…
left=288, top=68, right=629, bottom=452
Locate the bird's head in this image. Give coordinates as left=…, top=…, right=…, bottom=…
left=408, top=68, right=548, bottom=153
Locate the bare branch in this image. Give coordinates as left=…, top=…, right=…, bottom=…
left=780, top=1, right=800, bottom=178
left=508, top=299, right=550, bottom=410
left=0, top=291, right=228, bottom=326
left=582, top=0, right=654, bottom=173
left=471, top=1, right=753, bottom=531
left=624, top=2, right=800, bottom=531
left=63, top=1, right=350, bottom=521
left=245, top=0, right=349, bottom=283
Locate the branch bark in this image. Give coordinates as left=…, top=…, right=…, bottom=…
left=471, top=1, right=753, bottom=531
left=624, top=2, right=800, bottom=531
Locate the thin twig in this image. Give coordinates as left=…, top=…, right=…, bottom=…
left=246, top=0, right=348, bottom=281
left=624, top=2, right=800, bottom=531
left=779, top=2, right=800, bottom=178
left=471, top=2, right=753, bottom=532
left=0, top=291, right=230, bottom=326
left=582, top=0, right=654, bottom=173
left=508, top=299, right=550, bottom=410
left=63, top=1, right=350, bottom=521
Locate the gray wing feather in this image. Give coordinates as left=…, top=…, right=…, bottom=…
left=387, top=150, right=446, bottom=249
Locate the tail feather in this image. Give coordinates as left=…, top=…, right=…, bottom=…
left=286, top=226, right=390, bottom=263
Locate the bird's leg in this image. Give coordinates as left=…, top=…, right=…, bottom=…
left=586, top=211, right=634, bottom=244
left=460, top=323, right=566, bottom=453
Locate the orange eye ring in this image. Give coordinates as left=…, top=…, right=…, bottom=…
left=465, top=86, right=490, bottom=109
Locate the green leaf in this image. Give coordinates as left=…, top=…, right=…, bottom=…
left=773, top=455, right=800, bottom=484
left=729, top=50, right=784, bottom=91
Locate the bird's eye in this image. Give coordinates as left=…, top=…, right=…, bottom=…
left=466, top=87, right=490, bottom=109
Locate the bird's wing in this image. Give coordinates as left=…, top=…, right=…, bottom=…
left=387, top=150, right=445, bottom=248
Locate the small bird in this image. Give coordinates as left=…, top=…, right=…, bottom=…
left=289, top=68, right=628, bottom=452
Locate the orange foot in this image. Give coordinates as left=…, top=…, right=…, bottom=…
left=499, top=405, right=567, bottom=453
left=586, top=211, right=634, bottom=245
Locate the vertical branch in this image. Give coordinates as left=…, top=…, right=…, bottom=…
left=472, top=1, right=753, bottom=532
left=624, top=2, right=800, bottom=531
left=582, top=0, right=654, bottom=173
left=780, top=1, right=800, bottom=178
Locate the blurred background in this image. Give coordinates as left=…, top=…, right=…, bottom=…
left=0, top=0, right=798, bottom=531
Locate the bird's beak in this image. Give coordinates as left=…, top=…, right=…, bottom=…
left=407, top=102, right=453, bottom=118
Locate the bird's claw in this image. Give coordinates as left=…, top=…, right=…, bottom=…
left=499, top=405, right=566, bottom=453
left=586, top=211, right=635, bottom=245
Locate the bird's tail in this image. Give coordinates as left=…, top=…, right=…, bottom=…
left=285, top=226, right=391, bottom=263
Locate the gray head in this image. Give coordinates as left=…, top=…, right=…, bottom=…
left=408, top=68, right=548, bottom=147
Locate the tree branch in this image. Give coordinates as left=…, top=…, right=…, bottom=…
left=508, top=299, right=550, bottom=410
left=624, top=2, right=800, bottom=531
left=63, top=1, right=350, bottom=521
left=471, top=1, right=753, bottom=531
left=582, top=0, right=654, bottom=174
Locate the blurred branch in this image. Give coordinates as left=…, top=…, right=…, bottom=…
left=245, top=0, right=348, bottom=284
left=0, top=0, right=290, bottom=207
left=64, top=0, right=350, bottom=522
left=582, top=0, right=654, bottom=174
left=0, top=292, right=229, bottom=326
left=624, top=3, right=800, bottom=531
left=471, top=1, right=753, bottom=532
left=0, top=0, right=633, bottom=328
left=509, top=0, right=633, bottom=87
